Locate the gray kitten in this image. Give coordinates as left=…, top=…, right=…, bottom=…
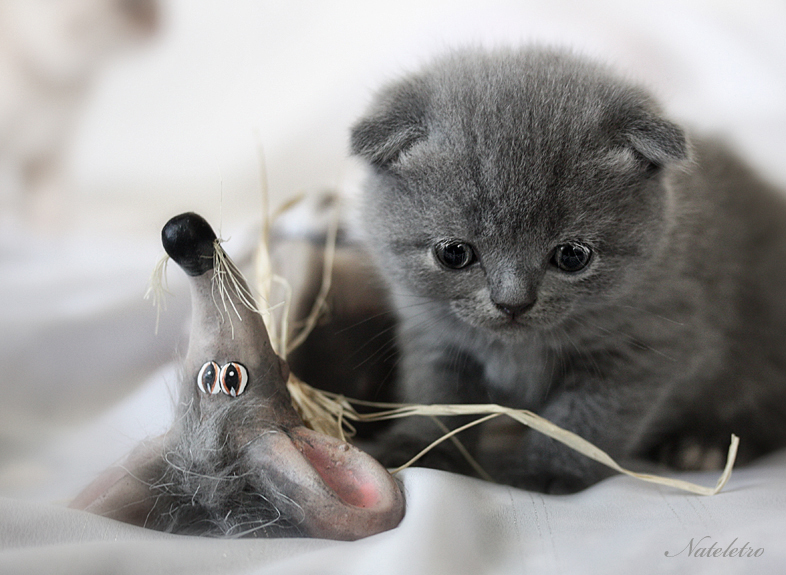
left=349, top=47, right=786, bottom=493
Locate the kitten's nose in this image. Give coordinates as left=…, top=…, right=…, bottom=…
left=494, top=299, right=536, bottom=318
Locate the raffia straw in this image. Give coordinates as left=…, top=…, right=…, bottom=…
left=146, top=198, right=739, bottom=495
left=427, top=416, right=495, bottom=482
left=285, top=375, right=739, bottom=496
left=285, top=200, right=340, bottom=355
left=144, top=253, right=171, bottom=335
left=272, top=274, right=294, bottom=360
left=254, top=140, right=278, bottom=348
left=144, top=147, right=738, bottom=496
left=267, top=195, right=739, bottom=496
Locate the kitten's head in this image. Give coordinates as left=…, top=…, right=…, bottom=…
left=351, top=48, right=688, bottom=340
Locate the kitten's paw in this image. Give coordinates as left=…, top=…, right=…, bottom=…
left=486, top=440, right=619, bottom=493
left=658, top=437, right=726, bottom=471
left=498, top=470, right=597, bottom=494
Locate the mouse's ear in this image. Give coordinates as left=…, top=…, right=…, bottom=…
left=351, top=78, right=430, bottom=168
left=69, top=435, right=167, bottom=527
left=623, top=110, right=689, bottom=169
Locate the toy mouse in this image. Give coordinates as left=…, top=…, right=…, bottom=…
left=70, top=212, right=405, bottom=540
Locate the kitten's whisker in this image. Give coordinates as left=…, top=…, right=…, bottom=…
left=613, top=303, right=686, bottom=326
left=556, top=323, right=605, bottom=382
left=356, top=307, right=453, bottom=380
left=343, top=318, right=403, bottom=362
left=327, top=298, right=434, bottom=342
left=351, top=336, right=400, bottom=371
left=574, top=315, right=678, bottom=363
left=332, top=308, right=398, bottom=336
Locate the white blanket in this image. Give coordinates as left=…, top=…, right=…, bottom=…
left=2, top=446, right=785, bottom=574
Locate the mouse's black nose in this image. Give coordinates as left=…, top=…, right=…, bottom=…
left=162, top=212, right=217, bottom=276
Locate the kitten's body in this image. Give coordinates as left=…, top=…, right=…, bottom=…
left=351, top=48, right=786, bottom=492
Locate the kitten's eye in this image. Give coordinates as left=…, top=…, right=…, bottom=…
left=220, top=362, right=248, bottom=397
left=197, top=361, right=220, bottom=394
left=552, top=242, right=592, bottom=273
left=434, top=240, right=476, bottom=269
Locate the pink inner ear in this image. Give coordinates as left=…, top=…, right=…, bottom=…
left=296, top=437, right=382, bottom=509
left=253, top=427, right=405, bottom=539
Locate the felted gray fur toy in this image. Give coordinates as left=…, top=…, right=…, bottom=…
left=70, top=212, right=405, bottom=540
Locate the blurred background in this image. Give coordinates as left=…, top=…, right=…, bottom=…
left=0, top=0, right=784, bottom=502
left=70, top=0, right=786, bottom=231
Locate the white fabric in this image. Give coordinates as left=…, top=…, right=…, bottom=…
left=1, top=1, right=785, bottom=573
left=2, top=451, right=785, bottom=574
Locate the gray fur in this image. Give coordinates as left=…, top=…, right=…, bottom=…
left=351, top=47, right=786, bottom=492
left=147, top=395, right=304, bottom=538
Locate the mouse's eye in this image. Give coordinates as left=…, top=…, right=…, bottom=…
left=197, top=361, right=221, bottom=394
left=552, top=242, right=592, bottom=273
left=220, top=362, right=249, bottom=397
left=434, top=240, right=476, bottom=269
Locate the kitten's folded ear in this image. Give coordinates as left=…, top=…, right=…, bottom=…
left=623, top=110, right=689, bottom=168
left=351, top=79, right=430, bottom=168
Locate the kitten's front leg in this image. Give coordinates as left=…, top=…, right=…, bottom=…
left=366, top=345, right=492, bottom=477
left=482, top=384, right=654, bottom=493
